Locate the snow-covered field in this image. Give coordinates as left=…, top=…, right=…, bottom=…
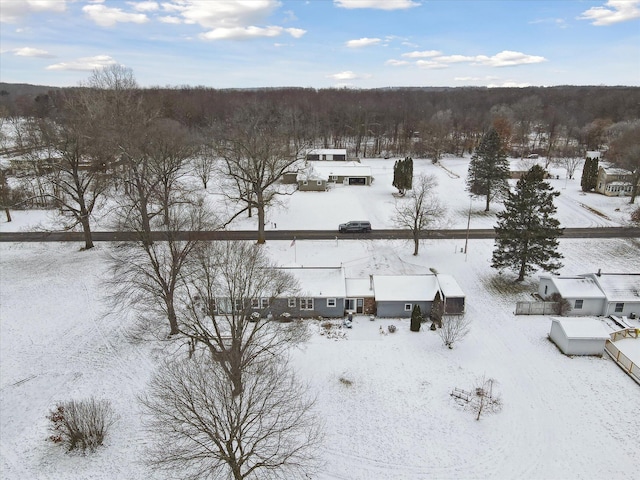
left=1, top=156, right=639, bottom=479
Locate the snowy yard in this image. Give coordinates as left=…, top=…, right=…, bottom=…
left=1, top=156, right=639, bottom=479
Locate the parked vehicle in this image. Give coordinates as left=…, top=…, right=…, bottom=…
left=338, top=221, right=372, bottom=233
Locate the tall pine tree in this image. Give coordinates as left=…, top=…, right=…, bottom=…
left=393, top=157, right=413, bottom=195
left=580, top=155, right=599, bottom=192
left=466, top=128, right=510, bottom=212
left=492, top=165, right=563, bottom=281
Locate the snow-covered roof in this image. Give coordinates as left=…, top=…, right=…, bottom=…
left=586, top=273, right=640, bottom=303
left=283, top=267, right=346, bottom=298
left=306, top=148, right=347, bottom=156
left=547, top=276, right=605, bottom=299
left=437, top=274, right=465, bottom=298
left=373, top=275, right=439, bottom=302
left=551, top=317, right=611, bottom=340
left=600, top=166, right=632, bottom=176
left=308, top=161, right=371, bottom=178
left=296, top=165, right=328, bottom=181
left=345, top=278, right=374, bottom=297
left=586, top=151, right=601, bottom=159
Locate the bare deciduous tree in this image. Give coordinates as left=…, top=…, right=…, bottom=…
left=393, top=173, right=445, bottom=256
left=107, top=201, right=215, bottom=336
left=438, top=314, right=471, bottom=349
left=177, top=241, right=304, bottom=396
left=470, top=376, right=502, bottom=421
left=554, top=157, right=582, bottom=180
left=215, top=103, right=301, bottom=244
left=140, top=355, right=323, bottom=480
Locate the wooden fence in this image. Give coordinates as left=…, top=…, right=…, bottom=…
left=515, top=301, right=559, bottom=315
left=604, top=329, right=640, bottom=385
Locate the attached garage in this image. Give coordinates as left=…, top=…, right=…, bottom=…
left=549, top=317, right=611, bottom=356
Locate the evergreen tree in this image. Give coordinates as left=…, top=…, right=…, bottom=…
left=580, top=155, right=599, bottom=192
left=393, top=157, right=413, bottom=195
left=430, top=291, right=444, bottom=329
left=466, top=128, right=510, bottom=212
left=492, top=165, right=563, bottom=281
left=410, top=304, right=422, bottom=332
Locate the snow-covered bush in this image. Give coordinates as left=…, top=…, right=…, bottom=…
left=387, top=325, right=397, bottom=333
left=47, top=398, right=117, bottom=453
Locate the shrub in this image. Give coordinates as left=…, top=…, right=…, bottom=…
left=410, top=305, right=422, bottom=332
left=47, top=398, right=117, bottom=453
left=631, top=207, right=640, bottom=224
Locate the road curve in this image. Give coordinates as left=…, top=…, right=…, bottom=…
left=1, top=227, right=639, bottom=243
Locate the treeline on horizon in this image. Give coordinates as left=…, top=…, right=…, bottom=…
left=2, top=82, right=639, bottom=158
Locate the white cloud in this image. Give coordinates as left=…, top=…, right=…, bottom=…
left=46, top=55, right=118, bottom=71
left=529, top=17, right=568, bottom=28
left=488, top=81, right=533, bottom=88
left=159, top=15, right=182, bottom=24
left=346, top=37, right=381, bottom=48
left=473, top=50, right=546, bottom=67
left=402, top=50, right=442, bottom=58
left=82, top=4, right=149, bottom=27
left=334, top=0, right=420, bottom=10
left=1, top=0, right=67, bottom=23
left=327, top=71, right=358, bottom=80
left=13, top=47, right=54, bottom=58
left=578, top=0, right=640, bottom=25
left=129, top=1, right=160, bottom=12
left=199, top=25, right=305, bottom=41
left=415, top=59, right=449, bottom=69
left=385, top=59, right=409, bottom=66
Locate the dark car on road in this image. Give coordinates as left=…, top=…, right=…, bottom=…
left=338, top=221, right=372, bottom=233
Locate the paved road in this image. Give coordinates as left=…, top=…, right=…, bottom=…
left=1, top=227, right=639, bottom=242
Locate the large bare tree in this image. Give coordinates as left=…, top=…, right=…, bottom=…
left=140, top=355, right=323, bottom=480
left=215, top=103, right=301, bottom=243
left=393, top=173, right=445, bottom=256
left=607, top=120, right=640, bottom=204
left=177, top=241, right=303, bottom=396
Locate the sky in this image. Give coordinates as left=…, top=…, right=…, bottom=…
left=0, top=0, right=639, bottom=89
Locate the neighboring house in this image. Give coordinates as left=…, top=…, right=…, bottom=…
left=548, top=317, right=610, bottom=356
left=538, top=275, right=606, bottom=316
left=595, top=165, right=635, bottom=197
left=437, top=274, right=466, bottom=314
left=305, top=148, right=347, bottom=161
left=273, top=266, right=346, bottom=318
left=538, top=273, right=640, bottom=317
left=296, top=165, right=328, bottom=192
left=309, top=161, right=373, bottom=186
left=373, top=275, right=440, bottom=318
left=585, top=272, right=640, bottom=317
left=345, top=276, right=376, bottom=315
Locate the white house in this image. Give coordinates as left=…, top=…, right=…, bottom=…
left=549, top=317, right=611, bottom=356
left=595, top=165, right=635, bottom=197
left=305, top=148, right=347, bottom=161
left=586, top=273, right=640, bottom=318
left=538, top=275, right=606, bottom=316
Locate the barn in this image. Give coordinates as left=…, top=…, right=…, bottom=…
left=548, top=317, right=611, bottom=356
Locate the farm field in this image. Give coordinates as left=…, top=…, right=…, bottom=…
left=1, top=156, right=639, bottom=479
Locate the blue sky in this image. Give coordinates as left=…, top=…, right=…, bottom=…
left=1, top=0, right=639, bottom=88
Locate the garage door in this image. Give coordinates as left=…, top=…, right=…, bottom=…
left=348, top=177, right=366, bottom=185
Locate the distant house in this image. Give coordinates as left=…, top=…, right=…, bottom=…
left=548, top=317, right=610, bottom=356
left=301, top=161, right=373, bottom=187
left=373, top=275, right=440, bottom=318
left=538, top=273, right=640, bottom=317
left=296, top=165, right=328, bottom=192
left=595, top=165, right=635, bottom=197
left=305, top=148, right=347, bottom=161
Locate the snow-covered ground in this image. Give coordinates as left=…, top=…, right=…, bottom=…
left=1, top=156, right=639, bottom=479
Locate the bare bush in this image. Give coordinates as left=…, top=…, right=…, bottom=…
left=140, top=355, right=323, bottom=480
left=438, top=314, right=471, bottom=349
left=470, top=376, right=503, bottom=421
left=47, top=398, right=117, bottom=453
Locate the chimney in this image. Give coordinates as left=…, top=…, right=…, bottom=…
left=369, top=274, right=374, bottom=291
left=597, top=268, right=601, bottom=277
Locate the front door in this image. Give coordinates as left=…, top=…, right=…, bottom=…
left=345, top=298, right=364, bottom=314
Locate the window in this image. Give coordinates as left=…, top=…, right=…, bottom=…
left=260, top=298, right=269, bottom=309
left=234, top=299, right=243, bottom=312
left=404, top=303, right=412, bottom=312
left=317, top=180, right=323, bottom=186
left=615, top=303, right=624, bottom=313
left=288, top=298, right=296, bottom=308
left=327, top=298, right=336, bottom=308
left=251, top=298, right=260, bottom=309
left=208, top=298, right=217, bottom=313
left=302, top=180, right=308, bottom=186
left=574, top=299, right=583, bottom=309
left=300, top=298, right=314, bottom=310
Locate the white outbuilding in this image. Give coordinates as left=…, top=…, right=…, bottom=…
left=549, top=317, right=611, bottom=356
